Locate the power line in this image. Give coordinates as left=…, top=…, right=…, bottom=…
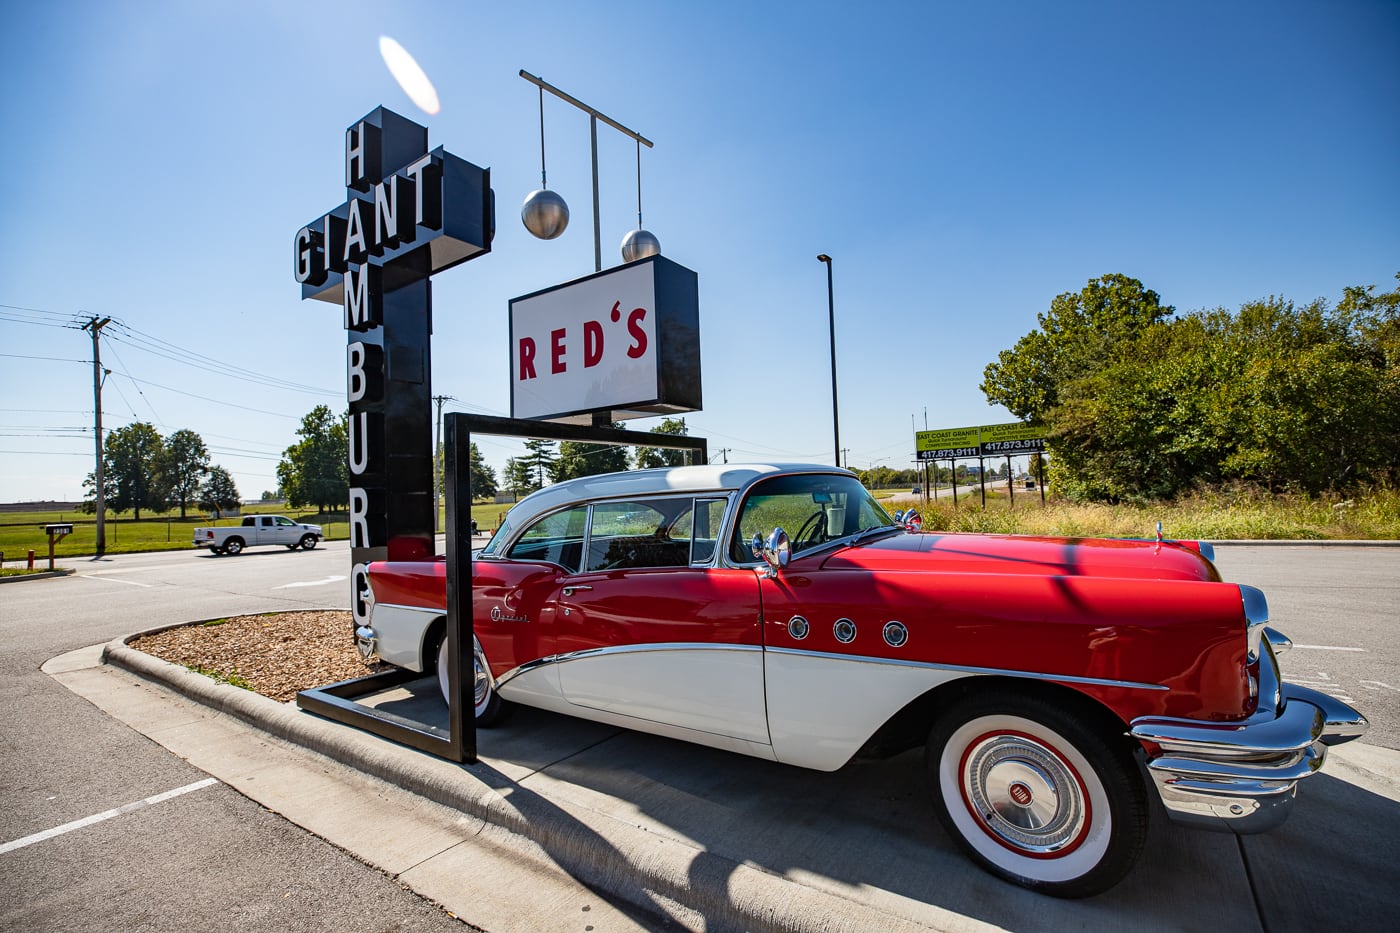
left=105, top=370, right=303, bottom=419
left=2, top=299, right=337, bottom=396
left=107, top=322, right=338, bottom=396
left=0, top=352, right=89, bottom=364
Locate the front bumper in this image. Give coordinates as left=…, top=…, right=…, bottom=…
left=1130, top=629, right=1368, bottom=833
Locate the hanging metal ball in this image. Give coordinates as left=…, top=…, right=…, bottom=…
left=521, top=189, right=569, bottom=240
left=621, top=228, right=660, bottom=263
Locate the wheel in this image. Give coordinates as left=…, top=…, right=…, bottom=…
left=436, top=635, right=510, bottom=726
left=925, top=693, right=1147, bottom=898
left=299, top=534, right=318, bottom=550
left=793, top=510, right=827, bottom=552
left=223, top=537, right=244, bottom=556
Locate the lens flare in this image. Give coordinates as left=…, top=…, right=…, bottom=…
left=378, top=37, right=440, bottom=115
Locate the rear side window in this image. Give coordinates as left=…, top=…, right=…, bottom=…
left=584, top=499, right=688, bottom=571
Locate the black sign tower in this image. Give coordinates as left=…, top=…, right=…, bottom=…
left=294, top=107, right=493, bottom=630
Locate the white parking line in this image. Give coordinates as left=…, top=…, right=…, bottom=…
left=274, top=574, right=346, bottom=589
left=81, top=563, right=191, bottom=576
left=0, top=778, right=219, bottom=855
left=1290, top=644, right=1366, bottom=651
left=76, top=575, right=153, bottom=588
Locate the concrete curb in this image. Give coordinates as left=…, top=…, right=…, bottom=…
left=103, top=635, right=933, bottom=933
left=0, top=568, right=75, bottom=584
left=1210, top=539, right=1400, bottom=547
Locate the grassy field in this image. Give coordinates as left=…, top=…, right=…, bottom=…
left=0, top=499, right=519, bottom=565
left=884, top=484, right=1400, bottom=540
left=3, top=486, right=1395, bottom=568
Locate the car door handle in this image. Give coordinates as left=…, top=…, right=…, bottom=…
left=562, top=585, right=593, bottom=597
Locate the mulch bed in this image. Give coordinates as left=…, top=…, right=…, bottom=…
left=129, top=610, right=386, bottom=703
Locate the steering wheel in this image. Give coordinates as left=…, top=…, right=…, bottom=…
left=793, top=509, right=827, bottom=552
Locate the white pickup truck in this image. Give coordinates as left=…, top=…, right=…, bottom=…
left=193, top=515, right=323, bottom=555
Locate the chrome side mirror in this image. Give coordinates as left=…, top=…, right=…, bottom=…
left=757, top=528, right=790, bottom=576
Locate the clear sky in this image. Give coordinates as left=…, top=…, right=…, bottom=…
left=2, top=0, right=1397, bottom=503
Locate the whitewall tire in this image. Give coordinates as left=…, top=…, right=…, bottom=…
left=926, top=693, right=1146, bottom=898
left=436, top=635, right=509, bottom=726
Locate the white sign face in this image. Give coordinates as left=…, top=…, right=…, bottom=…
left=510, top=262, right=659, bottom=420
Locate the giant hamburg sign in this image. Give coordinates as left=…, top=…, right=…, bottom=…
left=293, top=107, right=493, bottom=628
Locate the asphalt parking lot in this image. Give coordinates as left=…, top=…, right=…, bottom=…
left=5, top=542, right=1399, bottom=931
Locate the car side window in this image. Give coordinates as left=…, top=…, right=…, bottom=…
left=507, top=506, right=587, bottom=572
left=275, top=517, right=296, bottom=527
left=686, top=498, right=727, bottom=565
left=584, top=498, right=702, bottom=571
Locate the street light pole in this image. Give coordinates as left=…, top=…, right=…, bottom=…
left=817, top=254, right=839, bottom=468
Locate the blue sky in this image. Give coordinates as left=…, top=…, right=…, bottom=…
left=2, top=0, right=1397, bottom=502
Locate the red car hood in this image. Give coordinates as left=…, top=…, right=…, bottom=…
left=820, top=531, right=1220, bottom=582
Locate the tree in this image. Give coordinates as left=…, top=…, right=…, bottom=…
left=199, top=466, right=241, bottom=518
left=502, top=456, right=536, bottom=498
left=86, top=422, right=167, bottom=519
left=436, top=441, right=499, bottom=500
left=162, top=428, right=210, bottom=518
left=553, top=423, right=630, bottom=482
left=634, top=417, right=691, bottom=469
left=982, top=274, right=1174, bottom=423
left=984, top=273, right=1400, bottom=501
left=521, top=438, right=557, bottom=491
left=276, top=405, right=348, bottom=511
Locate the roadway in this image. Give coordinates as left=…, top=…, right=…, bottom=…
left=0, top=543, right=467, bottom=931
left=1, top=541, right=1396, bottom=930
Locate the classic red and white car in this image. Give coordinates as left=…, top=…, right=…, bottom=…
left=358, top=463, right=1367, bottom=897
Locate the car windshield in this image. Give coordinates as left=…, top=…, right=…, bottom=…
left=730, top=472, right=895, bottom=562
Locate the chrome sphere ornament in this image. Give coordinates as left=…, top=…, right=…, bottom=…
left=521, top=189, right=570, bottom=240
left=621, top=228, right=660, bottom=262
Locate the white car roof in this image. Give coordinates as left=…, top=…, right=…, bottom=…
left=498, top=463, right=850, bottom=530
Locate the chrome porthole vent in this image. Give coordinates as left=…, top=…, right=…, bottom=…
left=833, top=618, right=857, bottom=644
left=788, top=615, right=810, bottom=640
left=883, top=621, right=908, bottom=648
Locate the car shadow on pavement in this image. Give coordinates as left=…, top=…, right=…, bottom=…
left=362, top=681, right=1329, bottom=930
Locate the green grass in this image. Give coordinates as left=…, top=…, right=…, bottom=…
left=0, top=499, right=513, bottom=561
left=186, top=664, right=254, bottom=691
left=0, top=505, right=350, bottom=560
left=4, top=486, right=1394, bottom=563
left=908, top=486, right=1400, bottom=540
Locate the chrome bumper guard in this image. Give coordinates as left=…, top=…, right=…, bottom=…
left=1130, top=630, right=1367, bottom=833
left=354, top=625, right=378, bottom=661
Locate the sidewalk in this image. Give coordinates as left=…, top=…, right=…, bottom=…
left=45, top=636, right=1400, bottom=933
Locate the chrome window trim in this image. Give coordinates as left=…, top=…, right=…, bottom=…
left=763, top=645, right=1169, bottom=692
left=495, top=642, right=762, bottom=689
left=375, top=602, right=442, bottom=619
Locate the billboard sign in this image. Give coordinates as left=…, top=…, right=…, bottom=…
left=979, top=421, right=1047, bottom=454
left=915, top=422, right=1046, bottom=459
left=915, top=426, right=980, bottom=460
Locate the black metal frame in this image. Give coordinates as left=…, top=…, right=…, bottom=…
left=298, top=413, right=707, bottom=762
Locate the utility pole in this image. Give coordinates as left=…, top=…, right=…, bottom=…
left=432, top=394, right=455, bottom=533
left=709, top=447, right=730, bottom=464
left=840, top=447, right=851, bottom=470
left=82, top=316, right=112, bottom=556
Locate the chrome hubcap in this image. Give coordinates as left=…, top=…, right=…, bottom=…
left=473, top=647, right=490, bottom=708
left=963, top=734, right=1086, bottom=853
